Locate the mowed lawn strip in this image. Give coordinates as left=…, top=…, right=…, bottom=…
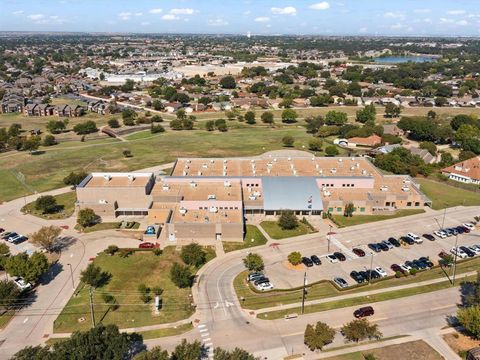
left=332, top=209, right=425, bottom=228
left=137, top=323, right=193, bottom=340
left=21, top=191, right=77, bottom=220
left=260, top=221, right=316, bottom=240
left=235, top=257, right=480, bottom=310
left=53, top=248, right=195, bottom=333
left=415, top=178, right=480, bottom=210
left=222, top=225, right=268, bottom=253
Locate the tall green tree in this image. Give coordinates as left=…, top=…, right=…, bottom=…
left=243, top=253, right=264, bottom=272
left=341, top=318, right=382, bottom=343
left=180, top=243, right=207, bottom=268
left=170, top=263, right=193, bottom=288
left=304, top=321, right=336, bottom=351
left=457, top=306, right=480, bottom=339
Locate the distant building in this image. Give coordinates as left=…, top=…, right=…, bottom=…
left=347, top=135, right=382, bottom=148
left=442, top=157, right=480, bottom=184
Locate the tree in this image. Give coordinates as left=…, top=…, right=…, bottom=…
left=325, top=111, right=348, bottom=126
left=304, top=321, right=336, bottom=351
left=451, top=114, right=478, bottom=131
left=81, top=263, right=110, bottom=288
left=63, top=171, right=87, bottom=186
left=325, top=145, right=339, bottom=156
left=308, top=138, right=323, bottom=151
left=104, top=245, right=119, bottom=256
left=134, top=346, right=170, bottom=360
left=282, top=135, right=294, bottom=147
left=288, top=252, right=302, bottom=266
left=427, top=110, right=437, bottom=120
left=278, top=210, right=298, bottom=229
left=73, top=120, right=97, bottom=134
left=13, top=324, right=142, bottom=360
left=305, top=115, right=324, bottom=133
left=243, top=253, right=264, bottom=272
left=5, top=252, right=49, bottom=283
left=457, top=306, right=480, bottom=339
left=344, top=203, right=355, bottom=217
left=29, top=226, right=62, bottom=252
left=46, top=120, right=66, bottom=134
left=151, top=124, right=165, bottom=134
left=151, top=115, right=163, bottom=123
left=459, top=150, right=477, bottom=162
left=108, top=118, right=120, bottom=128
left=465, top=272, right=480, bottom=307
left=170, top=263, right=193, bottom=288
left=169, top=339, right=202, bottom=360
left=35, top=195, right=58, bottom=214
left=0, top=280, right=21, bottom=311
left=23, top=136, right=41, bottom=153
left=245, top=111, right=256, bottom=125
left=261, top=111, right=274, bottom=124
left=356, top=104, right=376, bottom=124
left=220, top=76, right=236, bottom=89
left=206, top=120, right=215, bottom=131
left=384, top=103, right=401, bottom=118
left=456, top=124, right=480, bottom=145
left=213, top=347, right=259, bottom=360
left=180, top=243, right=207, bottom=268
left=341, top=318, right=383, bottom=343
left=77, top=208, right=99, bottom=228
left=43, top=134, right=57, bottom=146
left=281, top=109, right=298, bottom=123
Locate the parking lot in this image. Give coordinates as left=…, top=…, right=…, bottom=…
left=264, top=213, right=480, bottom=289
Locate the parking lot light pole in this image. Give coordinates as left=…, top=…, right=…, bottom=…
left=301, top=272, right=307, bottom=315
left=368, top=252, right=374, bottom=285
left=67, top=263, right=75, bottom=290
left=452, top=235, right=459, bottom=286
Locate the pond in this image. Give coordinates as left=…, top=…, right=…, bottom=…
left=374, top=56, right=438, bottom=64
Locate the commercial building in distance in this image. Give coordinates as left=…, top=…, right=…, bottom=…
left=442, top=157, right=480, bottom=185
left=76, top=151, right=431, bottom=245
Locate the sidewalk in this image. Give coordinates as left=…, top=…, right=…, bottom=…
left=255, top=270, right=476, bottom=315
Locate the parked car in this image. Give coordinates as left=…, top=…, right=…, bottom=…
left=4, top=232, right=17, bottom=241
left=377, top=242, right=389, bottom=252
left=247, top=272, right=264, bottom=282
left=470, top=244, right=480, bottom=253
left=456, top=226, right=466, bottom=234
left=418, top=257, right=434, bottom=268
left=365, top=269, right=381, bottom=280
left=448, top=228, right=459, bottom=236
left=333, top=252, right=346, bottom=261
left=333, top=277, right=348, bottom=289
left=254, top=277, right=270, bottom=286
left=434, top=230, right=447, bottom=239
left=422, top=233, right=435, bottom=241
left=460, top=246, right=475, bottom=258
left=407, top=233, right=423, bottom=244
left=462, top=223, right=475, bottom=230
left=403, top=262, right=412, bottom=271
left=405, top=260, right=419, bottom=270
left=326, top=254, right=339, bottom=263
left=391, top=264, right=407, bottom=274
left=354, top=306, right=374, bottom=318
left=374, top=267, right=388, bottom=277
left=14, top=278, right=32, bottom=292
left=413, top=259, right=427, bottom=270
left=311, top=255, right=322, bottom=265
left=381, top=240, right=394, bottom=250
left=400, top=236, right=414, bottom=245
left=11, top=235, right=27, bottom=244
left=255, top=282, right=273, bottom=291
left=388, top=237, right=401, bottom=247
left=350, top=271, right=365, bottom=284
left=438, top=250, right=449, bottom=259
left=443, top=228, right=453, bottom=237
left=302, top=257, right=314, bottom=267
left=139, top=242, right=155, bottom=249
left=451, top=247, right=468, bottom=259
left=352, top=248, right=366, bottom=257
left=368, top=243, right=381, bottom=253
left=458, top=225, right=470, bottom=233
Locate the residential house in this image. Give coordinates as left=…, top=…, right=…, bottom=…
left=1, top=94, right=24, bottom=113
left=442, top=157, right=480, bottom=184
left=382, top=124, right=404, bottom=136
left=55, top=104, right=85, bottom=117
left=410, top=147, right=436, bottom=164
left=164, top=102, right=182, bottom=113
left=347, top=135, right=382, bottom=148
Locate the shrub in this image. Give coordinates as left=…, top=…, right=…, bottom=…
left=180, top=243, right=207, bottom=268
left=288, top=251, right=302, bottom=265
left=104, top=245, right=119, bottom=256
left=151, top=124, right=165, bottom=134
left=409, top=268, right=418, bottom=276
left=170, top=263, right=194, bottom=288
left=108, top=118, right=120, bottom=128
left=153, top=248, right=162, bottom=256
left=278, top=210, right=298, bottom=230
left=35, top=195, right=58, bottom=214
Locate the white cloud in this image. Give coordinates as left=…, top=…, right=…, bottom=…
left=309, top=2, right=330, bottom=11
left=384, top=11, right=405, bottom=19
left=27, top=14, right=45, bottom=21
left=162, top=14, right=179, bottom=21
left=118, top=12, right=133, bottom=20
left=208, top=18, right=228, bottom=26
left=12, top=10, right=24, bottom=15
left=243, top=10, right=251, bottom=16
left=447, top=10, right=466, bottom=15
left=149, top=8, right=163, bottom=14
left=457, top=20, right=468, bottom=26
left=359, top=27, right=368, bottom=33
left=414, top=9, right=431, bottom=14
left=170, top=8, right=195, bottom=15
left=134, top=12, right=143, bottom=16
left=391, top=23, right=403, bottom=30
left=271, top=6, right=297, bottom=15
left=141, top=21, right=150, bottom=26
left=255, top=17, right=270, bottom=22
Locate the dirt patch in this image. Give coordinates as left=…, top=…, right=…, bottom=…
left=283, top=260, right=305, bottom=271
left=444, top=331, right=480, bottom=358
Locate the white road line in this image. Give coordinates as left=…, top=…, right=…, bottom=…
left=203, top=338, right=211, bottom=342
left=198, top=324, right=206, bottom=328
left=205, top=342, right=213, bottom=347
left=431, top=304, right=456, bottom=311
left=201, top=333, right=209, bottom=337
left=23, top=318, right=29, bottom=324
left=199, top=328, right=208, bottom=333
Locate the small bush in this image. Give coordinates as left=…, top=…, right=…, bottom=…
left=105, top=245, right=119, bottom=256
left=118, top=249, right=133, bottom=258
left=153, top=248, right=162, bottom=256
left=409, top=268, right=418, bottom=276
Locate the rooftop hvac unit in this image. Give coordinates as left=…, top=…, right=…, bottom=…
left=208, top=194, right=216, bottom=200
left=209, top=206, right=218, bottom=213
left=402, top=186, right=410, bottom=192
left=350, top=166, right=355, bottom=171
left=312, top=157, right=315, bottom=161
left=267, top=162, right=273, bottom=167
left=127, top=175, right=135, bottom=182
left=223, top=171, right=227, bottom=176
left=351, top=157, right=355, bottom=161
left=380, top=185, right=388, bottom=192
left=249, top=195, right=257, bottom=201
left=202, top=164, right=208, bottom=169
left=224, top=180, right=231, bottom=187
left=274, top=158, right=277, bottom=162
left=182, top=171, right=187, bottom=176
left=362, top=169, right=367, bottom=175
left=162, top=184, right=170, bottom=191
left=179, top=207, right=187, bottom=215
left=103, top=174, right=112, bottom=181
left=210, top=159, right=215, bottom=163
left=323, top=190, right=331, bottom=197
left=186, top=159, right=191, bottom=163
left=288, top=157, right=292, bottom=161
left=356, top=163, right=360, bottom=168
left=184, top=165, right=189, bottom=169
left=197, top=171, right=202, bottom=176
left=290, top=164, right=294, bottom=169
left=331, top=168, right=337, bottom=174
left=338, top=158, right=343, bottom=162
left=190, top=181, right=197, bottom=187
left=319, top=169, right=323, bottom=174
left=223, top=159, right=227, bottom=163
left=251, top=159, right=255, bottom=163
left=253, top=191, right=261, bottom=197
left=99, top=199, right=108, bottom=204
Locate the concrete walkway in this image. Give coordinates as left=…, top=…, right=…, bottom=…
left=255, top=270, right=476, bottom=316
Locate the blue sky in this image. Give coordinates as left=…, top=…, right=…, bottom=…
left=1, top=0, right=480, bottom=36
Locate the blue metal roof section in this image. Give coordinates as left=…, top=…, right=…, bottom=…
left=262, top=177, right=323, bottom=211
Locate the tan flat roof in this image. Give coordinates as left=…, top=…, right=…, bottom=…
left=152, top=180, right=242, bottom=201
left=86, top=174, right=151, bottom=188
left=172, top=208, right=243, bottom=224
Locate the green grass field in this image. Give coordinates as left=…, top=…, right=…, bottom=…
left=222, top=225, right=268, bottom=253
left=21, top=191, right=77, bottom=220
left=331, top=209, right=425, bottom=228
left=260, top=221, right=316, bottom=240
left=416, top=178, right=480, bottom=210
left=235, top=257, right=480, bottom=311
left=137, top=322, right=193, bottom=340
left=0, top=126, right=344, bottom=203
left=53, top=248, right=195, bottom=333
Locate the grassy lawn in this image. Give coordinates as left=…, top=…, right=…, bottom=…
left=324, top=340, right=443, bottom=360
left=0, top=126, right=340, bottom=203
left=75, top=222, right=122, bottom=233
left=235, top=257, right=480, bottom=310
left=260, top=221, right=316, bottom=240
left=0, top=310, right=14, bottom=330
left=416, top=178, right=480, bottom=210
left=222, top=225, right=268, bottom=253
left=53, top=248, right=195, bottom=333
left=21, top=191, right=77, bottom=220
left=331, top=209, right=425, bottom=228
left=137, top=322, right=193, bottom=340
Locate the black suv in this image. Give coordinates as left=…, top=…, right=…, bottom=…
left=302, top=257, right=314, bottom=267
left=333, top=252, right=346, bottom=261
left=310, top=255, right=322, bottom=265
left=350, top=271, right=364, bottom=284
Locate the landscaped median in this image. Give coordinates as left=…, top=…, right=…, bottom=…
left=331, top=209, right=425, bottom=228
left=260, top=220, right=317, bottom=240
left=21, top=191, right=77, bottom=220
left=234, top=257, right=480, bottom=317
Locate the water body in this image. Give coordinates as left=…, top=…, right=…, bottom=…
left=374, top=56, right=438, bottom=64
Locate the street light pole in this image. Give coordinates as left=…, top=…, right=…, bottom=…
left=452, top=235, right=459, bottom=286
left=442, top=207, right=447, bottom=229
left=368, top=252, right=374, bottom=285
left=67, top=263, right=75, bottom=290
left=301, top=272, right=307, bottom=315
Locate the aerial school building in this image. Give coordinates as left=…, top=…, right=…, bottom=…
left=76, top=151, right=431, bottom=245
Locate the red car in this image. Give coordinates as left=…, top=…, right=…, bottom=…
left=0, top=228, right=5, bottom=234
left=139, top=242, right=155, bottom=249
left=352, top=248, right=365, bottom=257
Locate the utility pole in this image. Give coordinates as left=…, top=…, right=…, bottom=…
left=67, top=263, right=75, bottom=290
left=368, top=252, right=374, bottom=285
left=327, top=225, right=332, bottom=252
left=89, top=287, right=96, bottom=328
left=452, top=234, right=459, bottom=286
left=442, top=207, right=447, bottom=229
left=301, top=272, right=307, bottom=315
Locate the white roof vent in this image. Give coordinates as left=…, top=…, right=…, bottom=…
left=179, top=207, right=187, bottom=215
left=331, top=168, right=337, bottom=174
left=402, top=186, right=410, bottom=192
left=224, top=181, right=231, bottom=187
left=210, top=159, right=215, bottom=163
left=208, top=194, right=216, bottom=200
left=162, top=184, right=170, bottom=191
left=381, top=185, right=389, bottom=192
left=190, top=181, right=197, bottom=187
left=338, top=158, right=343, bottom=162
left=209, top=206, right=218, bottom=213
left=103, top=174, right=112, bottom=181
left=127, top=174, right=135, bottom=182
